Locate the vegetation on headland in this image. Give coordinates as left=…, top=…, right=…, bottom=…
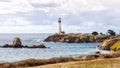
left=45, top=29, right=120, bottom=51
left=99, top=36, right=120, bottom=51
left=44, top=30, right=118, bottom=43
left=111, top=41, right=120, bottom=51
left=44, top=34, right=110, bottom=43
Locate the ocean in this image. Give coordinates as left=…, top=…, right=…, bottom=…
left=0, top=33, right=109, bottom=63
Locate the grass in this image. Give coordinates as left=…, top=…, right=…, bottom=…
left=0, top=51, right=120, bottom=68
left=0, top=52, right=120, bottom=68
left=29, top=58, right=120, bottom=68
left=0, top=57, right=77, bottom=68
left=111, top=41, right=120, bottom=51
left=1, top=51, right=120, bottom=68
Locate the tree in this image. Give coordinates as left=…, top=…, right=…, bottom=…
left=92, top=31, right=98, bottom=36
left=100, top=32, right=103, bottom=35
left=100, top=32, right=105, bottom=36
left=61, top=31, right=65, bottom=34
left=107, top=30, right=116, bottom=36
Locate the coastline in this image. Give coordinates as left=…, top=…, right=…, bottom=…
left=0, top=51, right=119, bottom=68
left=0, top=34, right=120, bottom=68
left=44, top=34, right=110, bottom=43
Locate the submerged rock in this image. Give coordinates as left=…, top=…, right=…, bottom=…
left=28, top=44, right=47, bottom=48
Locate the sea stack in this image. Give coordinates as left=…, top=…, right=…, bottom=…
left=13, top=37, right=22, bottom=47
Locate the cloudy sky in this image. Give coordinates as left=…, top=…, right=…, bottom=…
left=0, top=0, right=120, bottom=33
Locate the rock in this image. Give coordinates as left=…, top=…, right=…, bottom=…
left=95, top=51, right=101, bottom=54
left=13, top=37, right=22, bottom=47
left=24, top=45, right=29, bottom=48
left=59, top=36, right=72, bottom=43
left=28, top=44, right=47, bottom=48
left=44, top=34, right=67, bottom=42
left=98, top=38, right=120, bottom=50
left=37, top=44, right=46, bottom=48
left=29, top=45, right=36, bottom=48
left=75, top=38, right=81, bottom=43
left=2, top=44, right=13, bottom=48
left=44, top=34, right=109, bottom=43
left=0, top=44, right=47, bottom=48
left=59, top=36, right=66, bottom=42
left=3, top=44, right=10, bottom=47
left=0, top=37, right=48, bottom=48
left=81, top=54, right=100, bottom=60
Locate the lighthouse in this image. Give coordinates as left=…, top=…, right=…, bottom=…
left=58, top=17, right=62, bottom=34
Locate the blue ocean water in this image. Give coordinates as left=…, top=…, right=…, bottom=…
left=0, top=33, right=109, bottom=63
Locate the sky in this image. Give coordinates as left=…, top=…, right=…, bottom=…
left=0, top=0, right=120, bottom=33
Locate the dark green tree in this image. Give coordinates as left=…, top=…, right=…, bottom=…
left=92, top=31, right=98, bottom=36
left=107, top=30, right=116, bottom=36
left=100, top=32, right=103, bottom=35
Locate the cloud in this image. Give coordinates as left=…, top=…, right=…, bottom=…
left=0, top=0, right=120, bottom=33
left=96, top=0, right=120, bottom=16
left=0, top=25, right=57, bottom=33
left=81, top=21, right=102, bottom=27
left=28, top=0, right=107, bottom=15
left=0, top=0, right=118, bottom=15
left=0, top=18, right=31, bottom=26
left=0, top=0, right=119, bottom=14
left=31, top=2, right=58, bottom=8
left=0, top=0, right=34, bottom=14
left=0, top=0, right=11, bottom=2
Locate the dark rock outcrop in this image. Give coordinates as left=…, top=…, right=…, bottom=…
left=0, top=37, right=47, bottom=48
left=2, top=44, right=13, bottom=48
left=44, top=34, right=67, bottom=42
left=95, top=51, right=101, bottom=54
left=13, top=37, right=22, bottom=47
left=0, top=44, right=47, bottom=48
left=28, top=44, right=47, bottom=48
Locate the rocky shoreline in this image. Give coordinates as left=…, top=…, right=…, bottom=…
left=0, top=34, right=120, bottom=68
left=0, top=37, right=47, bottom=48
left=44, top=34, right=110, bottom=43
left=0, top=51, right=120, bottom=68
left=0, top=44, right=47, bottom=48
left=98, top=36, right=120, bottom=51
left=44, top=34, right=120, bottom=51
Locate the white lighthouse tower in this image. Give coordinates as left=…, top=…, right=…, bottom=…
left=58, top=17, right=62, bottom=34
